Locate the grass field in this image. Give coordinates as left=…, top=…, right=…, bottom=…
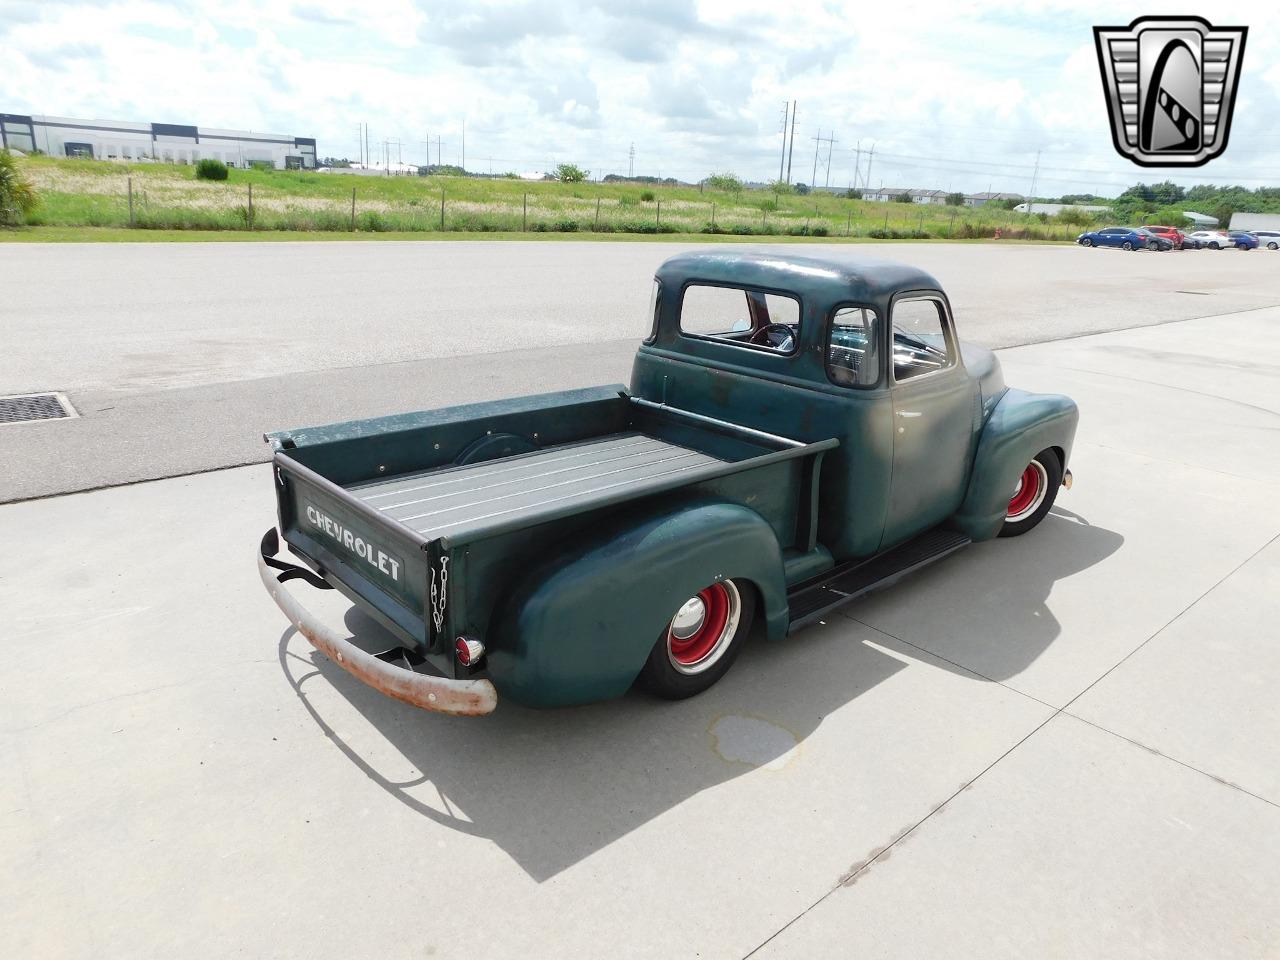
left=9, top=155, right=1085, bottom=241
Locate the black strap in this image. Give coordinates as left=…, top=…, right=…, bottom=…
left=260, top=528, right=334, bottom=591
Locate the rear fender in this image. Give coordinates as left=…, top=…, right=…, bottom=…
left=487, top=500, right=787, bottom=708
left=952, top=388, right=1079, bottom=542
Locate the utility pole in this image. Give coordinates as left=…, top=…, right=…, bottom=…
left=1027, top=150, right=1041, bottom=212
left=778, top=101, right=790, bottom=182
left=437, top=135, right=442, bottom=168
left=364, top=125, right=370, bottom=171
left=785, top=101, right=797, bottom=184
left=461, top=119, right=466, bottom=173
left=811, top=130, right=821, bottom=187
left=865, top=143, right=875, bottom=193
left=357, top=123, right=363, bottom=166
left=852, top=140, right=861, bottom=190
left=824, top=133, right=838, bottom=187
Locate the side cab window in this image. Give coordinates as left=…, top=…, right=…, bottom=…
left=826, top=305, right=881, bottom=388
left=890, top=296, right=955, bottom=382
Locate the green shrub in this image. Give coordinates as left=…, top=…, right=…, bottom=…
left=639, top=189, right=656, bottom=202
left=0, top=150, right=38, bottom=225
left=705, top=172, right=744, bottom=195
left=729, top=223, right=757, bottom=235
left=195, top=158, right=229, bottom=181
left=553, top=218, right=579, bottom=232
left=810, top=224, right=829, bottom=237
left=554, top=163, right=589, bottom=182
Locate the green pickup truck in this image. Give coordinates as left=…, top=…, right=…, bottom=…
left=259, top=251, right=1077, bottom=716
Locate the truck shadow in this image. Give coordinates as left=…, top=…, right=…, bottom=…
left=839, top=507, right=1124, bottom=683
left=278, top=616, right=907, bottom=883
left=277, top=506, right=1120, bottom=882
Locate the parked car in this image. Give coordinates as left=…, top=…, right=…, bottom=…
left=1249, top=230, right=1280, bottom=250
left=258, top=252, right=1078, bottom=714
left=1077, top=226, right=1166, bottom=251
left=1134, top=228, right=1174, bottom=251
left=1228, top=231, right=1260, bottom=250
left=1142, top=224, right=1190, bottom=249
left=1188, top=230, right=1231, bottom=250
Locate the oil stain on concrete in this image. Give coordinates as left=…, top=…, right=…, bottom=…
left=709, top=714, right=800, bottom=771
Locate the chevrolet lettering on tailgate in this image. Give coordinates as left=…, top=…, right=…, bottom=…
left=304, top=502, right=402, bottom=582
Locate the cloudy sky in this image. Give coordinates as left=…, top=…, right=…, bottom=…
left=2, top=0, right=1278, bottom=195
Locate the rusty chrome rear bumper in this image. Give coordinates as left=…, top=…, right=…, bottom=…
left=258, top=529, right=498, bottom=717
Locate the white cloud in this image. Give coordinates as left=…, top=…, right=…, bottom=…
left=2, top=0, right=1278, bottom=193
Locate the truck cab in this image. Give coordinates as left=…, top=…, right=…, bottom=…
left=632, top=251, right=1035, bottom=557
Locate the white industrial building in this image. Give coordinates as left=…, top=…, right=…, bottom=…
left=0, top=113, right=316, bottom=169
left=1229, top=212, right=1280, bottom=231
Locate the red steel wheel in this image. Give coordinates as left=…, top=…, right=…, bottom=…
left=666, top=580, right=741, bottom=674
left=1007, top=461, right=1047, bottom=522
left=999, top=449, right=1063, bottom=538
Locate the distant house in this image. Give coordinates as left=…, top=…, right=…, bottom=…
left=862, top=187, right=914, bottom=202
left=1013, top=202, right=1110, bottom=216
left=964, top=192, right=1024, bottom=208
left=909, top=189, right=947, bottom=205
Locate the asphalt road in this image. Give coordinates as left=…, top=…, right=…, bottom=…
left=4, top=239, right=1280, bottom=501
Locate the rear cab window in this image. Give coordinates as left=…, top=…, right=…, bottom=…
left=680, top=284, right=801, bottom=354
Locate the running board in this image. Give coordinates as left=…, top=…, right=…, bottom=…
left=787, top=527, right=971, bottom=631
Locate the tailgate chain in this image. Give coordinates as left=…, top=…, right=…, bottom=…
left=429, top=556, right=449, bottom=636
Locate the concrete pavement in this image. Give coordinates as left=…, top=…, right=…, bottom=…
left=2, top=307, right=1277, bottom=959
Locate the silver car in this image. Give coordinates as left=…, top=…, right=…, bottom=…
left=1249, top=230, right=1280, bottom=250
left=1187, top=230, right=1230, bottom=250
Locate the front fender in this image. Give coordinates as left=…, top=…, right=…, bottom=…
left=952, top=388, right=1078, bottom=542
left=486, top=500, right=788, bottom=708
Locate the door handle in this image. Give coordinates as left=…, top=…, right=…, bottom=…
left=896, top=410, right=923, bottom=418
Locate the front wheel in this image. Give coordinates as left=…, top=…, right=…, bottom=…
left=1080, top=238, right=1094, bottom=247
left=999, top=449, right=1063, bottom=538
left=1211, top=242, right=1222, bottom=250
left=1122, top=241, right=1134, bottom=251
left=638, top=579, right=755, bottom=699
left=1268, top=242, right=1278, bottom=250
left=1147, top=240, right=1159, bottom=250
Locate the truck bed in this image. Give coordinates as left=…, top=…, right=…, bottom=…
left=347, top=433, right=724, bottom=539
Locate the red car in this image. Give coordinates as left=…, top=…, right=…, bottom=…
left=1142, top=224, right=1190, bottom=249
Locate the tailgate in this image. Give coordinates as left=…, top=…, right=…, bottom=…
left=272, top=453, right=437, bottom=648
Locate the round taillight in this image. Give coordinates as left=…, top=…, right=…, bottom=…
left=455, top=637, right=484, bottom=666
